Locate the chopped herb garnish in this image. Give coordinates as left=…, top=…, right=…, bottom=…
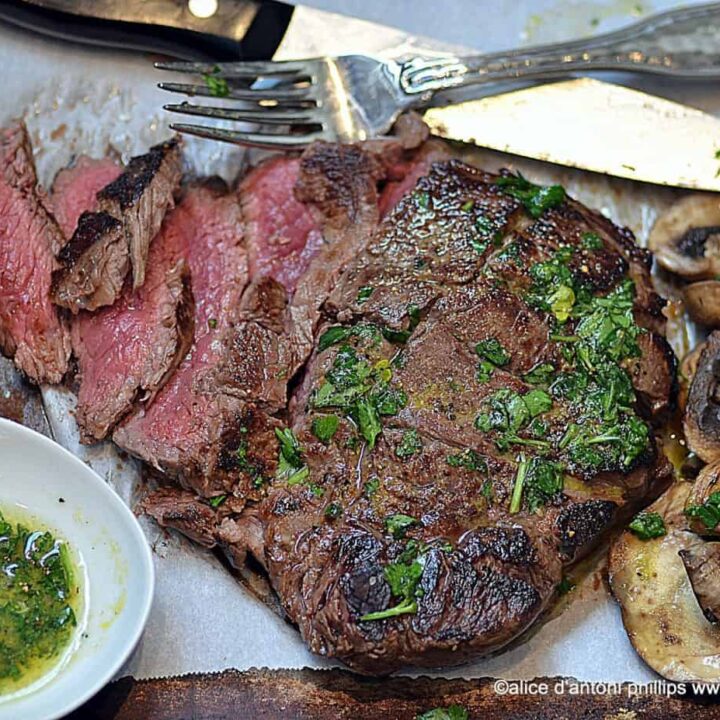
left=360, top=541, right=426, bottom=622
left=547, top=284, right=575, bottom=323
left=496, top=172, right=566, bottom=218
left=509, top=454, right=529, bottom=514
left=385, top=513, right=417, bottom=538
left=356, top=396, right=382, bottom=448
left=522, top=389, right=553, bottom=417
left=364, top=477, right=380, bottom=497
left=395, top=429, right=423, bottom=459
left=311, top=415, right=340, bottom=444
left=208, top=495, right=226, bottom=509
left=415, top=191, right=431, bottom=210
left=356, top=286, right=374, bottom=304
left=460, top=200, right=474, bottom=212
left=207, top=317, right=218, bottom=329
left=416, top=705, right=468, bottom=720
left=523, top=362, right=555, bottom=385
left=581, top=231, right=603, bottom=250
left=558, top=576, right=576, bottom=595
left=476, top=359, right=495, bottom=383
left=475, top=338, right=510, bottom=366
left=324, top=502, right=343, bottom=520
left=446, top=449, right=488, bottom=473
left=202, top=66, right=230, bottom=97
left=685, top=491, right=720, bottom=530
left=524, top=457, right=564, bottom=512
left=275, top=427, right=309, bottom=485
left=628, top=511, right=667, bottom=540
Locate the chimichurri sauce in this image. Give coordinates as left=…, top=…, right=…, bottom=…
left=0, top=509, right=78, bottom=693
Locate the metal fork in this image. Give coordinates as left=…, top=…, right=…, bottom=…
left=157, top=2, right=720, bottom=150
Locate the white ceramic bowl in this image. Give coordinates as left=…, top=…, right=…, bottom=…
left=0, top=419, right=154, bottom=720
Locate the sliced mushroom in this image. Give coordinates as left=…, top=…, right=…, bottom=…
left=684, top=331, right=720, bottom=463
left=679, top=538, right=720, bottom=623
left=609, top=481, right=720, bottom=682
left=685, top=459, right=720, bottom=535
left=684, top=281, right=720, bottom=328
left=649, top=194, right=720, bottom=280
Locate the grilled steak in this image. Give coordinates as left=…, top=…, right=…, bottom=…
left=257, top=156, right=673, bottom=672
left=240, top=156, right=324, bottom=294
left=108, top=132, right=675, bottom=673
left=52, top=139, right=182, bottom=312
left=0, top=122, right=70, bottom=384
left=49, top=155, right=122, bottom=237
left=113, top=182, right=285, bottom=505
left=71, top=209, right=194, bottom=443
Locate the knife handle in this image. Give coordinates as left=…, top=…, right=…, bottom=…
left=402, top=3, right=720, bottom=94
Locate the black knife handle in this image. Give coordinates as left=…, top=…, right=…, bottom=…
left=0, top=0, right=294, bottom=61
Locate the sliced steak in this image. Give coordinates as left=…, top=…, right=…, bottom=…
left=52, top=139, right=182, bottom=312
left=52, top=211, right=130, bottom=313
left=240, top=156, right=324, bottom=294
left=49, top=155, right=122, bottom=237
left=97, top=138, right=182, bottom=289
left=113, top=183, right=283, bottom=506
left=71, top=209, right=194, bottom=443
left=0, top=122, right=70, bottom=384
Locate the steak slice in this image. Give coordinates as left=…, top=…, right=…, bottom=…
left=113, top=183, right=283, bottom=506
left=71, top=209, right=194, bottom=443
left=49, top=155, right=122, bottom=237
left=253, top=156, right=675, bottom=673
left=97, top=138, right=182, bottom=289
left=0, top=122, right=70, bottom=384
left=52, top=139, right=182, bottom=312
left=240, top=156, right=324, bottom=294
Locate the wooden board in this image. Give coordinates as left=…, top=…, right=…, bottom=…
left=68, top=668, right=720, bottom=719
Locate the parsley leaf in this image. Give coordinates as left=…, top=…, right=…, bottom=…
left=685, top=491, right=720, bottom=530
left=356, top=286, right=374, bottom=304
left=628, top=511, right=667, bottom=540
left=475, top=338, right=510, bottom=366
left=395, top=429, right=423, bottom=459
left=385, top=514, right=417, bottom=538
left=202, top=66, right=230, bottom=97
left=275, top=428, right=309, bottom=485
left=496, top=172, right=566, bottom=218
left=523, top=362, right=555, bottom=385
left=416, top=706, right=469, bottom=720
left=446, top=449, right=488, bottom=473
left=208, top=495, right=226, bottom=509
left=311, top=415, right=340, bottom=443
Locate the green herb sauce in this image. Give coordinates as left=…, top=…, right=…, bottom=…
left=0, top=508, right=79, bottom=694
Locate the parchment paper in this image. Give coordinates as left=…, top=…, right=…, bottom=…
left=0, top=0, right=715, bottom=684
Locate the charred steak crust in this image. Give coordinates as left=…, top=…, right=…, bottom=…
left=0, top=121, right=70, bottom=384
left=52, top=138, right=182, bottom=312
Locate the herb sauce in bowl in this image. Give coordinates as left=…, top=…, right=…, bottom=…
left=0, top=508, right=82, bottom=697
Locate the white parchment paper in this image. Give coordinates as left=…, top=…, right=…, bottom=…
left=0, top=0, right=716, bottom=684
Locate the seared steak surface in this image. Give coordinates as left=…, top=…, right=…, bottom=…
left=140, top=144, right=674, bottom=674
left=52, top=139, right=182, bottom=312
left=0, top=122, right=70, bottom=384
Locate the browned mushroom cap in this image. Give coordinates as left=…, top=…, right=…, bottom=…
left=649, top=194, right=720, bottom=280
left=609, top=481, right=720, bottom=682
left=685, top=459, right=720, bottom=535
left=684, top=281, right=720, bottom=328
left=684, top=331, right=720, bottom=463
left=679, top=538, right=720, bottom=623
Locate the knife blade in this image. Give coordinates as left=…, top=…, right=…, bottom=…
left=424, top=78, right=720, bottom=192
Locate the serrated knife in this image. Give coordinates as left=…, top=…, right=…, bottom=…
left=424, top=78, right=720, bottom=192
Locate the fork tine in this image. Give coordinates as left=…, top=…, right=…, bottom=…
left=154, top=59, right=313, bottom=78
left=158, top=82, right=313, bottom=102
left=170, top=123, right=326, bottom=150
left=164, top=103, right=320, bottom=125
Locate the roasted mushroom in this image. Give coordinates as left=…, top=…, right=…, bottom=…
left=679, top=538, right=720, bottom=623
left=685, top=459, right=720, bottom=535
left=684, top=331, right=720, bottom=463
left=684, top=281, right=720, bottom=328
left=648, top=194, right=720, bottom=280
left=609, top=481, right=720, bottom=682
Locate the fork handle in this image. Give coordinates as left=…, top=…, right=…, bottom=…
left=401, top=2, right=720, bottom=95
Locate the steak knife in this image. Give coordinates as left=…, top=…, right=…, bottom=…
left=424, top=78, right=720, bottom=192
